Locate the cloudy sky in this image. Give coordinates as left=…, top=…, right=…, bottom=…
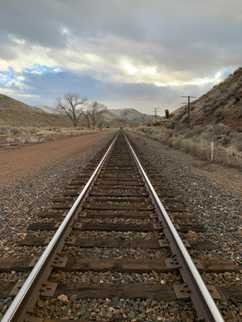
left=0, top=0, right=241, bottom=115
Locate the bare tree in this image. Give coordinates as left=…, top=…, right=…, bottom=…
left=88, top=101, right=107, bottom=128
left=82, top=110, right=91, bottom=129
left=55, top=93, right=88, bottom=127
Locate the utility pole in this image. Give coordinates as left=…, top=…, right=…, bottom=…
left=181, top=95, right=197, bottom=127
left=141, top=114, right=145, bottom=124
left=153, top=108, right=159, bottom=125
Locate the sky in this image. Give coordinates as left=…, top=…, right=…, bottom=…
left=0, top=0, right=241, bottom=115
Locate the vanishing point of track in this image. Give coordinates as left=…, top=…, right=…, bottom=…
left=1, top=130, right=241, bottom=322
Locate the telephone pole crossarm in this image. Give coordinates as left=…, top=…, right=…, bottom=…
left=181, top=95, right=197, bottom=127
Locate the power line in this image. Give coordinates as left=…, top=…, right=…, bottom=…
left=153, top=108, right=159, bottom=125
left=181, top=95, right=197, bottom=127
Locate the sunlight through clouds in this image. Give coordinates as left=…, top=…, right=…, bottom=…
left=0, top=0, right=241, bottom=112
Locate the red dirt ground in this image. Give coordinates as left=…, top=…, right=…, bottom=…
left=0, top=131, right=114, bottom=185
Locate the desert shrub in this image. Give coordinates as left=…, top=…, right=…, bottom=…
left=236, top=126, right=242, bottom=133
left=10, top=128, right=21, bottom=135
left=193, top=125, right=204, bottom=136
left=184, top=129, right=194, bottom=138
left=233, top=67, right=242, bottom=75
left=205, top=101, right=221, bottom=116
left=182, top=115, right=188, bottom=123
left=175, top=108, right=187, bottom=121
left=220, top=136, right=231, bottom=146
left=219, top=98, right=227, bottom=105
left=212, top=124, right=231, bottom=136
left=226, top=92, right=234, bottom=100
left=238, top=108, right=242, bottom=119
left=165, top=121, right=175, bottom=129
left=237, top=140, right=242, bottom=151
left=215, top=110, right=228, bottom=123
left=194, top=119, right=202, bottom=125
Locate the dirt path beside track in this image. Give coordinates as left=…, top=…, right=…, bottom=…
left=0, top=131, right=114, bottom=185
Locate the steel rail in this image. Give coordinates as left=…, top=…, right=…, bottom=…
left=124, top=133, right=224, bottom=322
left=2, top=131, right=119, bottom=322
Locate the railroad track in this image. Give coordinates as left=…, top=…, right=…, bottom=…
left=0, top=130, right=241, bottom=322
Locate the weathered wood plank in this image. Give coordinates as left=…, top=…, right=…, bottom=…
left=54, top=283, right=177, bottom=301
left=0, top=281, right=15, bottom=297
left=218, top=285, right=242, bottom=302
left=52, top=204, right=71, bottom=210
left=166, top=207, right=187, bottom=212
left=83, top=205, right=151, bottom=211
left=200, top=259, right=239, bottom=273
left=74, top=239, right=159, bottom=248
left=95, top=183, right=144, bottom=187
left=18, top=237, right=215, bottom=250
left=39, top=211, right=150, bottom=219
left=172, top=214, right=196, bottom=219
left=81, top=223, right=153, bottom=231
left=0, top=257, right=238, bottom=274
left=179, top=225, right=205, bottom=233
left=39, top=212, right=64, bottom=219
left=19, top=236, right=46, bottom=246
left=89, top=193, right=148, bottom=197
left=28, top=223, right=56, bottom=230
left=86, top=197, right=149, bottom=202
left=65, top=258, right=239, bottom=273
left=84, top=212, right=148, bottom=218
left=63, top=191, right=79, bottom=196
left=27, top=222, right=205, bottom=232
left=0, top=258, right=32, bottom=272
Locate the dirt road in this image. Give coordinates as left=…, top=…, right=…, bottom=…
left=0, top=131, right=114, bottom=185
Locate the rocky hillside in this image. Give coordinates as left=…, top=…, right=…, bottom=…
left=0, top=95, right=72, bottom=127
left=168, top=67, right=242, bottom=130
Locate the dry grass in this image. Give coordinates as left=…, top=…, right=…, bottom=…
left=133, top=124, right=242, bottom=169
left=0, top=94, right=74, bottom=128
left=0, top=126, right=103, bottom=146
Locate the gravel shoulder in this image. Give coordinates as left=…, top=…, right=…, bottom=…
left=129, top=132, right=242, bottom=200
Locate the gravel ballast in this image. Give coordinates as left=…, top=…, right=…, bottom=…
left=1, top=130, right=242, bottom=321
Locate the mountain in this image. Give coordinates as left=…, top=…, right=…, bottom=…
left=0, top=95, right=72, bottom=127
left=102, top=108, right=153, bottom=123
left=167, top=67, right=242, bottom=129
left=33, top=105, right=153, bottom=124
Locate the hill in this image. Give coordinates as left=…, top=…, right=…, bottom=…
left=103, top=108, right=152, bottom=123
left=34, top=105, right=65, bottom=114
left=168, top=67, right=242, bottom=129
left=0, top=95, right=72, bottom=127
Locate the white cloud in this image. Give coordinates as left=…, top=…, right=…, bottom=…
left=0, top=0, right=241, bottom=112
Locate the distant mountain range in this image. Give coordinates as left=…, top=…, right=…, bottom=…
left=34, top=105, right=153, bottom=123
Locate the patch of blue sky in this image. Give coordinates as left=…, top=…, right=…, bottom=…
left=25, top=64, right=62, bottom=74
left=0, top=71, right=14, bottom=84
